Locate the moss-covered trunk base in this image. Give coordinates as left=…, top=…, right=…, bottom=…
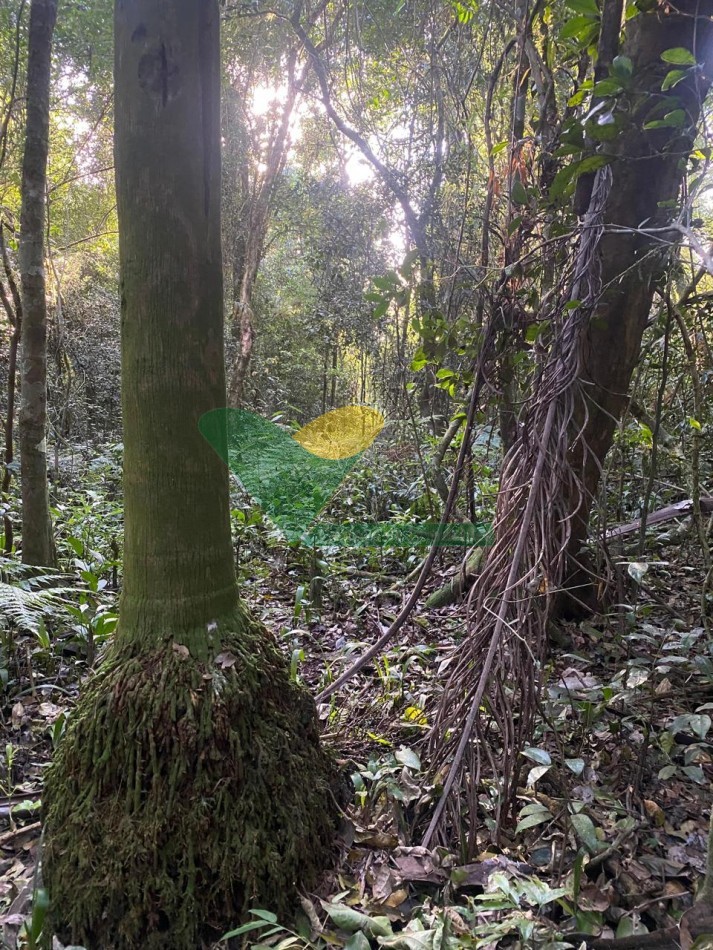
left=42, top=604, right=344, bottom=950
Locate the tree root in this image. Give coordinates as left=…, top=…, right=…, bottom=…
left=42, top=604, right=345, bottom=950
left=424, top=548, right=485, bottom=609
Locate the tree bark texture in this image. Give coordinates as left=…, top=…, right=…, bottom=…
left=114, top=0, right=236, bottom=639
left=565, top=0, right=713, bottom=601
left=42, top=4, right=341, bottom=947
left=18, top=0, right=57, bottom=566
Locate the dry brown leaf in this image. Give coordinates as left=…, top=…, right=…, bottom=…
left=578, top=883, right=612, bottom=912
left=644, top=800, right=666, bottom=826
left=10, top=703, right=23, bottom=728
left=392, top=847, right=445, bottom=884
left=385, top=888, right=408, bottom=908
left=369, top=861, right=396, bottom=902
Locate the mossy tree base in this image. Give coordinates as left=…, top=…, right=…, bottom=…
left=43, top=605, right=344, bottom=950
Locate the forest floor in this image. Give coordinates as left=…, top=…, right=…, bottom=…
left=0, top=447, right=711, bottom=949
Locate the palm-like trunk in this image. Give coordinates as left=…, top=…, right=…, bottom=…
left=18, top=0, right=56, bottom=566
left=42, top=4, right=340, bottom=947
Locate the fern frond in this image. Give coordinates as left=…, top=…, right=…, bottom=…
left=0, top=560, right=76, bottom=633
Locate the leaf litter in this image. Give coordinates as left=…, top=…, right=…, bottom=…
left=1, top=511, right=712, bottom=948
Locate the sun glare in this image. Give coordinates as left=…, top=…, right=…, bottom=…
left=250, top=81, right=287, bottom=117
left=245, top=82, right=377, bottom=191
left=344, top=152, right=374, bottom=186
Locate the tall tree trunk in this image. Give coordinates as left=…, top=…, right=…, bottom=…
left=425, top=0, right=713, bottom=845
left=0, top=223, right=23, bottom=553
left=330, top=343, right=338, bottom=407
left=42, top=4, right=341, bottom=947
left=228, top=227, right=262, bottom=406
left=564, top=0, right=713, bottom=606
left=18, top=0, right=56, bottom=566
left=224, top=54, right=304, bottom=407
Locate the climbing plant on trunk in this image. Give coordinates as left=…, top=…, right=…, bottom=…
left=564, top=0, right=713, bottom=602
left=18, top=0, right=56, bottom=566
left=426, top=0, right=713, bottom=849
left=42, top=3, right=341, bottom=947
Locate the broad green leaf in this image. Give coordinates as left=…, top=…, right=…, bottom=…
left=617, top=917, right=649, bottom=937
left=565, top=0, right=599, bottom=15
left=411, top=349, right=428, bottom=371
left=661, top=47, right=696, bottom=65
left=395, top=746, right=421, bottom=770
left=403, top=706, right=428, bottom=725
left=670, top=713, right=711, bottom=739
left=527, top=764, right=551, bottom=786
left=593, top=78, right=623, bottom=96
left=567, top=89, right=588, bottom=107
left=682, top=765, right=706, bottom=783
left=377, top=930, right=438, bottom=949
left=525, top=321, right=549, bottom=343
left=519, top=802, right=553, bottom=817
left=345, top=934, right=371, bottom=950
left=549, top=154, right=610, bottom=200
left=663, top=108, right=686, bottom=126
left=322, top=903, right=392, bottom=937
left=611, top=55, right=633, bottom=78
left=520, top=878, right=570, bottom=906
left=454, top=0, right=476, bottom=23
left=550, top=165, right=577, bottom=198
left=625, top=667, right=649, bottom=688
left=565, top=757, right=586, bottom=775
left=570, top=813, right=604, bottom=853
left=516, top=809, right=553, bottom=833
left=522, top=747, right=552, bottom=766
left=662, top=68, right=687, bottom=91
left=511, top=178, right=528, bottom=205
left=508, top=214, right=523, bottom=234
left=560, top=15, right=598, bottom=40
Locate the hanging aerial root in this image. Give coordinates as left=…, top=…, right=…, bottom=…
left=424, top=167, right=614, bottom=852
left=42, top=604, right=345, bottom=950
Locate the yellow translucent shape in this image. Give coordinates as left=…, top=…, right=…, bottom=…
left=293, top=405, right=385, bottom=459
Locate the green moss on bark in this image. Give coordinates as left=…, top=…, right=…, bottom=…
left=43, top=604, right=343, bottom=950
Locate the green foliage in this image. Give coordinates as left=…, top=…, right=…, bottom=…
left=0, top=559, right=72, bottom=635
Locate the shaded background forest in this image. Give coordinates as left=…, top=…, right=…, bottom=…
left=1, top=0, right=710, bottom=480
left=1, top=0, right=713, bottom=945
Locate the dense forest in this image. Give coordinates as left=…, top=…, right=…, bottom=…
left=0, top=0, right=712, bottom=947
